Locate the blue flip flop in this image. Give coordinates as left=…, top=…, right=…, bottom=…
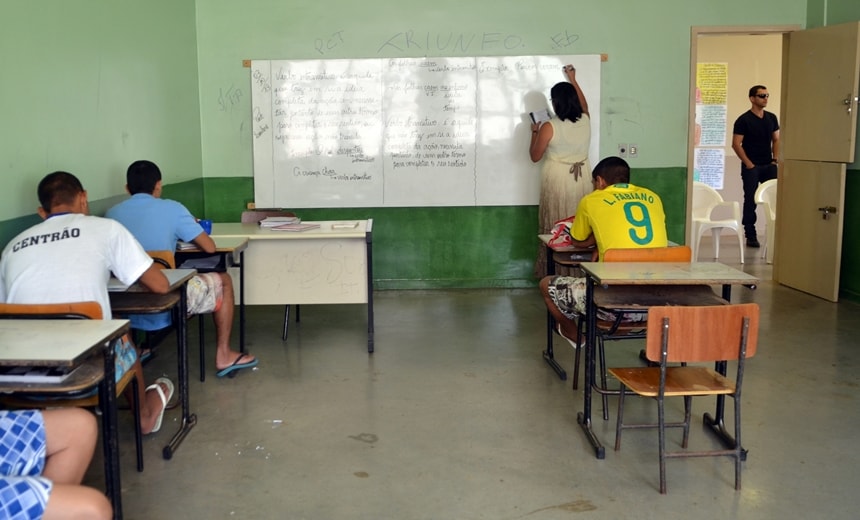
left=216, top=354, right=258, bottom=378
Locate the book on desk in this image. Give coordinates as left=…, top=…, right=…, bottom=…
left=259, top=216, right=301, bottom=228
left=271, top=223, right=320, bottom=232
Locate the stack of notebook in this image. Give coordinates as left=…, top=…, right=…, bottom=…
left=258, top=216, right=301, bottom=228
left=271, top=223, right=320, bottom=232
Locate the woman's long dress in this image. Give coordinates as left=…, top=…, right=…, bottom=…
left=536, top=114, right=591, bottom=277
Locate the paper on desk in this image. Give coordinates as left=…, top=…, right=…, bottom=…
left=331, top=221, right=359, bottom=229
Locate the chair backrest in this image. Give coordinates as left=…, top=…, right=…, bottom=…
left=645, top=303, right=759, bottom=363
left=148, top=250, right=176, bottom=269
left=0, top=301, right=103, bottom=320
left=692, top=181, right=723, bottom=220
left=240, top=210, right=297, bottom=224
left=603, top=245, right=692, bottom=263
left=755, top=179, right=777, bottom=218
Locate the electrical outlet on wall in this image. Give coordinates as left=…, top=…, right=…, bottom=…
left=629, top=144, right=638, bottom=158
left=618, top=143, right=628, bottom=157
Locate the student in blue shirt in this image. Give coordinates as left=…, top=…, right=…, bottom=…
left=107, top=161, right=258, bottom=378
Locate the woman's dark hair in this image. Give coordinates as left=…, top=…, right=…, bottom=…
left=550, top=82, right=583, bottom=123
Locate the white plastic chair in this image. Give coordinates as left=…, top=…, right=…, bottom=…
left=754, top=179, right=777, bottom=264
left=692, top=181, right=744, bottom=264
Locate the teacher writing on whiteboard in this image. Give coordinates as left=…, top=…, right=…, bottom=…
left=529, top=64, right=591, bottom=276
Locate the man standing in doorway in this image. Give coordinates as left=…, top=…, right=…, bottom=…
left=732, top=84, right=780, bottom=248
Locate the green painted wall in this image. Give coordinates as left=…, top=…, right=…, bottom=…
left=0, top=0, right=202, bottom=220
left=200, top=168, right=686, bottom=288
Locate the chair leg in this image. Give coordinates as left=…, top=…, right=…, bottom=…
left=598, top=336, right=610, bottom=421
left=682, top=395, right=692, bottom=449
left=734, top=395, right=743, bottom=490
left=712, top=229, right=721, bottom=260
left=736, top=228, right=745, bottom=264
left=282, top=305, right=290, bottom=341
left=658, top=394, right=667, bottom=494
left=693, top=227, right=703, bottom=261
left=198, top=315, right=206, bottom=382
left=130, top=373, right=143, bottom=472
left=614, top=385, right=627, bottom=450
left=572, top=316, right=585, bottom=390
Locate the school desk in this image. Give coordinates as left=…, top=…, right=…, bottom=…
left=577, top=261, right=758, bottom=459
left=538, top=233, right=595, bottom=381
left=109, top=268, right=197, bottom=460
left=211, top=220, right=375, bottom=352
left=0, top=318, right=130, bottom=520
left=174, top=237, right=250, bottom=358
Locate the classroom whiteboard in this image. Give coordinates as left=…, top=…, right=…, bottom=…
left=250, top=55, right=601, bottom=208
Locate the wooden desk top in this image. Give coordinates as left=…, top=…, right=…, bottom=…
left=211, top=220, right=372, bottom=240
left=0, top=319, right=129, bottom=367
left=580, top=262, right=758, bottom=286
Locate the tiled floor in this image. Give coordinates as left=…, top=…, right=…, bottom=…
left=90, top=237, right=860, bottom=519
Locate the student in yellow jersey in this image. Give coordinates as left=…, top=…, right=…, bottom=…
left=539, top=156, right=667, bottom=329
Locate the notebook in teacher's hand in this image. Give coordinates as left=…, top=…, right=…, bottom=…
left=529, top=109, right=551, bottom=124
left=271, top=223, right=321, bottom=232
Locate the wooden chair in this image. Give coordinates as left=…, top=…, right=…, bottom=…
left=0, top=301, right=144, bottom=472
left=143, top=251, right=208, bottom=381
left=608, top=303, right=759, bottom=493
left=240, top=209, right=300, bottom=340
left=570, top=246, right=695, bottom=419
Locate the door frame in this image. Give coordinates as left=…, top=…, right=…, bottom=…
left=686, top=25, right=801, bottom=253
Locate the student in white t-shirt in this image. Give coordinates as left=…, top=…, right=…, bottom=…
left=0, top=171, right=175, bottom=436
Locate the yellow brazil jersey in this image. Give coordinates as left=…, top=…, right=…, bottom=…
left=571, top=183, right=668, bottom=259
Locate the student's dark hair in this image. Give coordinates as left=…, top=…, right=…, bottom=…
left=126, top=160, right=162, bottom=195
left=37, top=171, right=84, bottom=212
left=592, top=156, right=630, bottom=186
left=550, top=82, right=583, bottom=123
left=749, top=85, right=767, bottom=97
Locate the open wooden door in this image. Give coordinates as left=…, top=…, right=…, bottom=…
left=777, top=22, right=860, bottom=301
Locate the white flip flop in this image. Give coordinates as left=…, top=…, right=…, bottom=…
left=145, top=376, right=175, bottom=434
